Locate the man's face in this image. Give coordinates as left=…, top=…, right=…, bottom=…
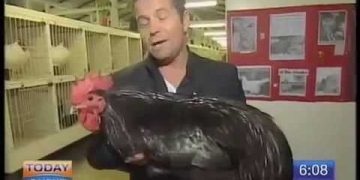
left=135, top=0, right=189, bottom=64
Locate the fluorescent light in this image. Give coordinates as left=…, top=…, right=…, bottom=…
left=185, top=0, right=217, bottom=8
left=204, top=31, right=226, bottom=36
left=190, top=20, right=226, bottom=28
left=190, top=23, right=225, bottom=28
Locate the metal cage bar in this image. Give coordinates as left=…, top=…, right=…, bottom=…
left=5, top=17, right=50, bottom=81
left=55, top=81, right=78, bottom=130
left=110, top=35, right=129, bottom=71
left=128, top=38, right=143, bottom=64
left=5, top=85, right=58, bottom=147
left=85, top=31, right=112, bottom=74
left=49, top=24, right=87, bottom=77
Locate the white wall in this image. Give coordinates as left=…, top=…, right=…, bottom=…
left=247, top=101, right=356, bottom=180
left=226, top=0, right=356, bottom=11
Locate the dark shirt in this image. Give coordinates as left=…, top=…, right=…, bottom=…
left=86, top=51, right=246, bottom=180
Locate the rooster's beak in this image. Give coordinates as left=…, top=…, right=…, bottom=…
left=70, top=105, right=87, bottom=114
left=75, top=105, right=87, bottom=109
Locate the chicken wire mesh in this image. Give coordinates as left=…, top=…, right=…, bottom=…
left=5, top=17, right=51, bottom=81
left=85, top=31, right=112, bottom=74
left=110, top=35, right=129, bottom=71
left=50, top=25, right=87, bottom=77
left=5, top=85, right=58, bottom=147
left=128, top=38, right=142, bottom=64
left=55, top=81, right=78, bottom=129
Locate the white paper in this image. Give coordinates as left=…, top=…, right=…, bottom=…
left=270, top=12, right=306, bottom=60
left=318, top=10, right=347, bottom=45
left=334, top=40, right=345, bottom=55
left=236, top=66, right=271, bottom=97
left=315, top=67, right=342, bottom=96
left=231, top=16, right=257, bottom=53
left=279, top=69, right=309, bottom=96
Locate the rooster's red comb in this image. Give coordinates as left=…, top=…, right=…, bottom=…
left=71, top=73, right=113, bottom=105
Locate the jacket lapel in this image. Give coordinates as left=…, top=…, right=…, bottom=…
left=144, top=56, right=168, bottom=93
left=143, top=51, right=201, bottom=96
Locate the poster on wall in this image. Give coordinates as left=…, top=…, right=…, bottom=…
left=270, top=12, right=306, bottom=60
left=318, top=10, right=347, bottom=45
left=278, top=69, right=309, bottom=97
left=231, top=16, right=257, bottom=53
left=315, top=67, right=342, bottom=96
left=236, top=66, right=271, bottom=97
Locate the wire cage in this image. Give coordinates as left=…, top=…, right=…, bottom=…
left=110, top=35, right=129, bottom=71
left=5, top=85, right=58, bottom=147
left=85, top=31, right=112, bottom=74
left=4, top=4, right=145, bottom=173
left=49, top=25, right=87, bottom=77
left=189, top=45, right=223, bottom=61
left=128, top=37, right=143, bottom=64
left=54, top=80, right=78, bottom=130
left=4, top=17, right=51, bottom=81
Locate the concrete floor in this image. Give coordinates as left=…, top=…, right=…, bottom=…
left=5, top=135, right=130, bottom=180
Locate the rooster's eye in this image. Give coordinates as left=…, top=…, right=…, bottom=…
left=88, top=96, right=94, bottom=101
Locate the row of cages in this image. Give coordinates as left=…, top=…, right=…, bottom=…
left=4, top=5, right=142, bottom=150
left=5, top=79, right=77, bottom=148
left=188, top=28, right=224, bottom=51
left=4, top=5, right=226, bottom=152
left=189, top=44, right=226, bottom=61
left=5, top=16, right=143, bottom=81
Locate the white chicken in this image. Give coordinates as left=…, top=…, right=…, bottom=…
left=5, top=41, right=31, bottom=69
left=50, top=42, right=70, bottom=66
left=240, top=76, right=270, bottom=95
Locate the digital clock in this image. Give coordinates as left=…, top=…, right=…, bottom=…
left=293, top=160, right=335, bottom=180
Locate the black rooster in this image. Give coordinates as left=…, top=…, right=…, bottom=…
left=71, top=74, right=293, bottom=180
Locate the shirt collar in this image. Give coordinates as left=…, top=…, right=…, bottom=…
left=144, top=46, right=198, bottom=78
left=144, top=47, right=198, bottom=93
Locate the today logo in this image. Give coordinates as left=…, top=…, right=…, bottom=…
left=23, top=160, right=72, bottom=180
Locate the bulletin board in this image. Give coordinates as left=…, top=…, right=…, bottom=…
left=227, top=4, right=356, bottom=102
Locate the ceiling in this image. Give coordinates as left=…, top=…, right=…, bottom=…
left=5, top=0, right=226, bottom=31
left=5, top=0, right=227, bottom=48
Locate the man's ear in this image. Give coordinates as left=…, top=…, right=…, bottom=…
left=182, top=10, right=190, bottom=33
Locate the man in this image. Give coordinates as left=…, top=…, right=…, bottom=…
left=86, top=0, right=246, bottom=179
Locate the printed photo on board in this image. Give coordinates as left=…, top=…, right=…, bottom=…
left=318, top=11, right=347, bottom=45
left=315, top=67, right=342, bottom=96
left=237, top=66, right=271, bottom=97
left=231, top=16, right=257, bottom=53
left=270, top=12, right=306, bottom=60
left=279, top=69, right=309, bottom=97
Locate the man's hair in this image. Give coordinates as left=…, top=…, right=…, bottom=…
left=130, top=0, right=186, bottom=32
left=133, top=0, right=186, bottom=18
left=171, top=0, right=186, bottom=18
